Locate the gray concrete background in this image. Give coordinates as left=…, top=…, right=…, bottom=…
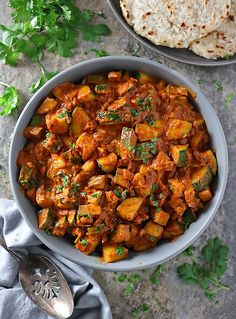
left=0, top=1, right=236, bottom=318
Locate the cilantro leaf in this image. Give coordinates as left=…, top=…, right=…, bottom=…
left=201, top=237, right=228, bottom=280
left=224, top=91, right=235, bottom=108
left=177, top=237, right=229, bottom=301
left=89, top=48, right=109, bottom=57
left=80, top=24, right=111, bottom=42
left=212, top=80, right=223, bottom=92
left=1, top=1, right=111, bottom=66
left=30, top=71, right=58, bottom=93
left=0, top=82, right=21, bottom=116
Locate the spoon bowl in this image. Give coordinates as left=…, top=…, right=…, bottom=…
left=0, top=238, right=74, bottom=319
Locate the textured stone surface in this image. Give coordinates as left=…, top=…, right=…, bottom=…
left=0, top=1, right=236, bottom=318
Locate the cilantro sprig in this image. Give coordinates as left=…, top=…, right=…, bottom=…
left=177, top=237, right=229, bottom=301
left=0, top=1, right=111, bottom=66
left=0, top=81, right=21, bottom=115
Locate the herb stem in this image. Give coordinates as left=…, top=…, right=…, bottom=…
left=0, top=81, right=10, bottom=88
left=37, top=60, right=46, bottom=75
left=209, top=279, right=229, bottom=290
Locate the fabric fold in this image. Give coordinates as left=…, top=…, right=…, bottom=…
left=0, top=198, right=112, bottom=319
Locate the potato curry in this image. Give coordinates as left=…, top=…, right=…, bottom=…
left=17, top=70, right=217, bottom=263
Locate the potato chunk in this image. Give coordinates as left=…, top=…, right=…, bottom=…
left=77, top=205, right=101, bottom=218
left=152, top=209, right=169, bottom=226
left=144, top=221, right=163, bottom=238
left=135, top=123, right=160, bottom=142
left=111, top=224, right=131, bottom=243
left=46, top=112, right=69, bottom=135
left=117, top=197, right=143, bottom=221
left=114, top=168, right=134, bottom=189
left=168, top=178, right=185, bottom=197
left=97, top=153, right=118, bottom=173
left=77, top=85, right=95, bottom=102
left=71, top=107, right=90, bottom=137
left=37, top=97, right=57, bottom=114
left=151, top=151, right=174, bottom=171
left=198, top=187, right=213, bottom=202
left=36, top=185, right=54, bottom=207
left=166, top=119, right=192, bottom=140
left=75, top=133, right=96, bottom=161
left=102, top=243, right=128, bottom=263
left=38, top=208, right=54, bottom=229
left=75, top=234, right=100, bottom=255
left=88, top=175, right=108, bottom=190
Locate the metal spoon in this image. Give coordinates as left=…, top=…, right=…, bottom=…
left=0, top=237, right=74, bottom=318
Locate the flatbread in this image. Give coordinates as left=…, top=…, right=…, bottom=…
left=190, top=2, right=236, bottom=59
left=120, top=0, right=231, bottom=48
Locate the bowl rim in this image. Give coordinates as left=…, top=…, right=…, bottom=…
left=9, top=56, right=228, bottom=271
left=107, top=0, right=236, bottom=67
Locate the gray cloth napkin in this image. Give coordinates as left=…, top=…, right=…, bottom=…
left=0, top=198, right=112, bottom=319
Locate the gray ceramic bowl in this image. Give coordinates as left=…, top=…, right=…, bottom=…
left=9, top=56, right=228, bottom=271
left=108, top=0, right=236, bottom=66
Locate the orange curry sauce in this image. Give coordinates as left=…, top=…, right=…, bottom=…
left=17, top=71, right=217, bottom=262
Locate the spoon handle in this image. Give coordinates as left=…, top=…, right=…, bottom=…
left=0, top=237, right=24, bottom=262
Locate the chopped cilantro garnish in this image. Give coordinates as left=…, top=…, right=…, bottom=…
left=149, top=236, right=156, bottom=241
left=96, top=84, right=107, bottom=90
left=197, top=79, right=206, bottom=85
left=45, top=229, right=52, bottom=235
left=115, top=245, right=124, bottom=256
left=129, top=145, right=136, bottom=154
left=61, top=173, right=70, bottom=186
left=114, top=188, right=127, bottom=199
left=81, top=238, right=88, bottom=246
left=223, top=54, right=230, bottom=60
left=137, top=97, right=143, bottom=105
left=70, top=143, right=75, bottom=150
left=213, top=80, right=223, bottom=92
left=95, top=224, right=105, bottom=232
left=141, top=304, right=149, bottom=312
left=80, top=191, right=87, bottom=197
left=107, top=113, right=121, bottom=121
left=58, top=111, right=68, bottom=119
left=131, top=308, right=139, bottom=317
left=146, top=115, right=154, bottom=125
left=56, top=185, right=64, bottom=193
left=124, top=282, right=134, bottom=293
left=114, top=188, right=122, bottom=198
left=131, top=109, right=138, bottom=117
left=151, top=183, right=158, bottom=192
left=128, top=273, right=141, bottom=283
left=98, top=112, right=106, bottom=119
left=224, top=91, right=235, bottom=108
left=72, top=182, right=80, bottom=192
left=118, top=274, right=127, bottom=282
left=92, top=192, right=99, bottom=198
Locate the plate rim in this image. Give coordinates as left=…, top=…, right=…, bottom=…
left=107, top=0, right=236, bottom=66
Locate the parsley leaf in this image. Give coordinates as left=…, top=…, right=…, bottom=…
left=0, top=82, right=21, bottom=116
left=177, top=237, right=229, bottom=301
